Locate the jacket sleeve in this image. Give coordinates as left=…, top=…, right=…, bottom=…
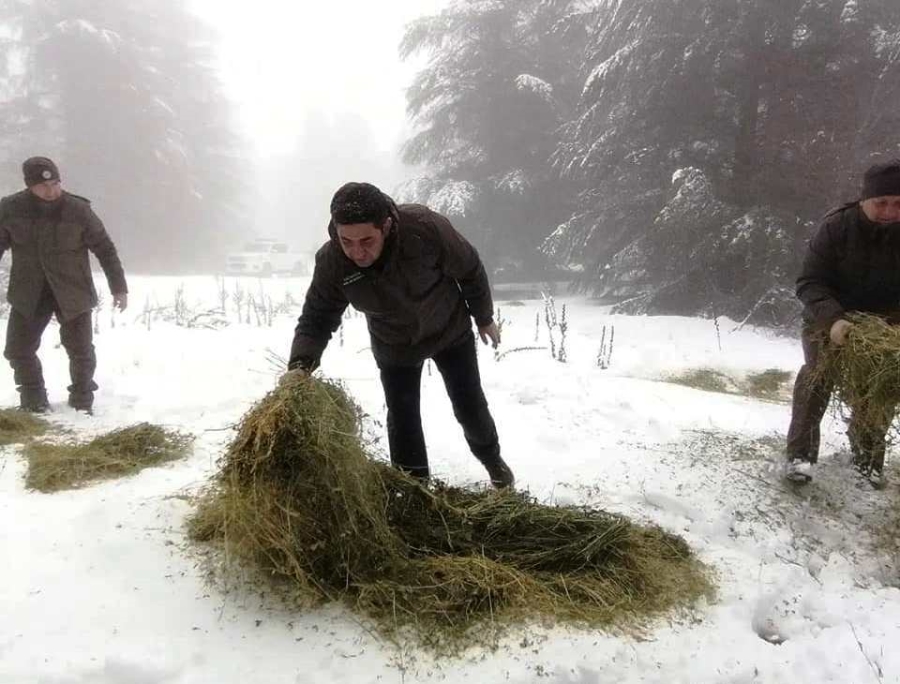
left=288, top=249, right=348, bottom=371
left=0, top=200, right=8, bottom=263
left=429, top=211, right=494, bottom=326
left=796, top=215, right=845, bottom=330
left=83, top=206, right=128, bottom=295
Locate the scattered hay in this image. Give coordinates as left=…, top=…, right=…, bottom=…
left=189, top=375, right=713, bottom=654
left=666, top=368, right=733, bottom=394
left=872, top=477, right=900, bottom=587
left=25, top=423, right=193, bottom=492
left=665, top=368, right=791, bottom=402
left=745, top=369, right=792, bottom=400
left=0, top=408, right=51, bottom=446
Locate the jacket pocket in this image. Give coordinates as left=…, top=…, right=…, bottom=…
left=6, top=219, right=36, bottom=249
left=52, top=223, right=85, bottom=252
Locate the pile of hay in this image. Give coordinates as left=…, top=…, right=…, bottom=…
left=189, top=375, right=712, bottom=652
left=0, top=408, right=51, bottom=446
left=818, top=314, right=900, bottom=443
left=666, top=368, right=733, bottom=394
left=745, top=369, right=792, bottom=401
left=665, top=369, right=791, bottom=402
left=25, top=422, right=193, bottom=492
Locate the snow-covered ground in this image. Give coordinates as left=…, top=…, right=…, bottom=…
left=2, top=275, right=899, bottom=684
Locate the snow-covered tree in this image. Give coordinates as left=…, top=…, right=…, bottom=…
left=0, top=0, right=250, bottom=271
left=399, top=0, right=592, bottom=276
left=549, top=0, right=900, bottom=322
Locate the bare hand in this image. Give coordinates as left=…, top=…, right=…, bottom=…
left=279, top=367, right=309, bottom=387
left=829, top=319, right=853, bottom=346
left=113, top=292, right=128, bottom=312
left=478, top=322, right=501, bottom=349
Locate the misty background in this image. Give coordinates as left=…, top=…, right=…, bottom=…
left=0, top=0, right=898, bottom=325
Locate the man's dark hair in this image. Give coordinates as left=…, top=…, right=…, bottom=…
left=330, top=182, right=392, bottom=227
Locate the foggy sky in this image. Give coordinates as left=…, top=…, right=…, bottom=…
left=189, top=0, right=447, bottom=249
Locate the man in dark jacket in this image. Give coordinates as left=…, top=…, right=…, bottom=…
left=786, top=159, right=900, bottom=484
left=286, top=182, right=513, bottom=488
left=0, top=157, right=128, bottom=413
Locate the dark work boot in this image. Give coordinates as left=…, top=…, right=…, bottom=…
left=19, top=387, right=50, bottom=414
left=849, top=424, right=887, bottom=487
left=785, top=457, right=813, bottom=484
left=67, top=391, right=94, bottom=415
left=852, top=452, right=875, bottom=475
left=483, top=456, right=515, bottom=489
left=852, top=451, right=887, bottom=488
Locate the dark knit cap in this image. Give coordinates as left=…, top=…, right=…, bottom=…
left=330, top=182, right=392, bottom=226
left=862, top=159, right=900, bottom=200
left=23, top=157, right=60, bottom=187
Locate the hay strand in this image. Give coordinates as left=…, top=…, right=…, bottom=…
left=0, top=408, right=51, bottom=446
left=25, top=422, right=193, bottom=492
left=190, top=375, right=712, bottom=653
left=818, top=314, right=900, bottom=444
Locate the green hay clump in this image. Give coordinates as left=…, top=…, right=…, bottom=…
left=666, top=368, right=733, bottom=394
left=745, top=369, right=792, bottom=400
left=665, top=368, right=791, bottom=402
left=0, top=408, right=51, bottom=445
left=189, top=375, right=713, bottom=653
left=817, top=314, right=900, bottom=441
left=25, top=423, right=193, bottom=492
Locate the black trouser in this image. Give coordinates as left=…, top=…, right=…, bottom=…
left=378, top=332, right=500, bottom=478
left=4, top=288, right=97, bottom=405
left=786, top=326, right=891, bottom=472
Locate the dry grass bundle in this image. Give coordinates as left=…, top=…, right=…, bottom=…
left=667, top=368, right=733, bottom=394
left=190, top=374, right=712, bottom=653
left=25, top=423, right=193, bottom=492
left=745, top=369, right=792, bottom=400
left=0, top=408, right=51, bottom=445
left=666, top=369, right=791, bottom=402
left=818, top=314, right=900, bottom=442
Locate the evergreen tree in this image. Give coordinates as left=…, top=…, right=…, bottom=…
left=399, top=0, right=591, bottom=276
left=547, top=0, right=900, bottom=323
left=0, top=0, right=250, bottom=271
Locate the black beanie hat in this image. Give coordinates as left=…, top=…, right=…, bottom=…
left=23, top=156, right=60, bottom=187
left=861, top=160, right=900, bottom=200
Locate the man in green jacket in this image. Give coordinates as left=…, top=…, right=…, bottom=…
left=0, top=157, right=128, bottom=413
left=287, top=182, right=513, bottom=488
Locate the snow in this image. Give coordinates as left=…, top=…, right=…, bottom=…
left=840, top=1, right=859, bottom=24
left=872, top=26, right=900, bottom=59
left=54, top=20, right=121, bottom=49
left=395, top=177, right=479, bottom=215
left=792, top=25, right=811, bottom=49
left=394, top=176, right=435, bottom=205
left=493, top=169, right=530, bottom=196
left=583, top=39, right=639, bottom=96
left=425, top=180, right=477, bottom=216
left=2, top=274, right=900, bottom=683
left=514, top=74, right=554, bottom=102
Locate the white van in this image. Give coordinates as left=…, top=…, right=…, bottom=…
left=224, top=239, right=310, bottom=277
